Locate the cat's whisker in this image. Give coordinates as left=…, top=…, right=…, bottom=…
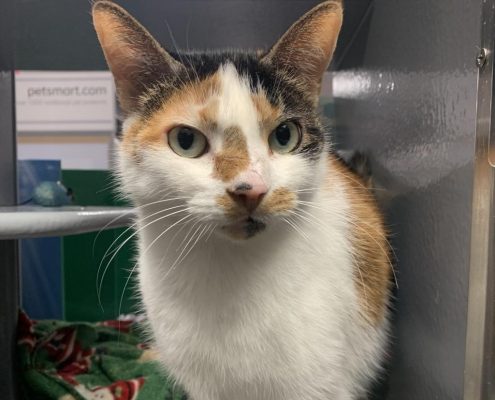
left=95, top=198, right=192, bottom=291
left=97, top=206, right=193, bottom=311
left=288, top=209, right=325, bottom=230
left=95, top=180, right=120, bottom=195
left=166, top=215, right=198, bottom=252
left=293, top=188, right=321, bottom=192
left=292, top=207, right=340, bottom=236
left=96, top=203, right=190, bottom=291
left=118, top=262, right=138, bottom=325
left=169, top=221, right=209, bottom=271
left=156, top=214, right=197, bottom=272
left=164, top=20, right=198, bottom=84
left=176, top=216, right=205, bottom=253
left=184, top=33, right=201, bottom=85
left=205, top=223, right=217, bottom=242
left=287, top=210, right=329, bottom=254
left=172, top=217, right=209, bottom=264
left=118, top=213, right=196, bottom=321
left=92, top=196, right=192, bottom=255
left=155, top=221, right=209, bottom=288
left=282, top=216, right=310, bottom=244
left=155, top=214, right=200, bottom=269
left=129, top=213, right=198, bottom=294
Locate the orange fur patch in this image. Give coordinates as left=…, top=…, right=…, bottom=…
left=259, top=188, right=295, bottom=214
left=329, top=156, right=391, bottom=326
left=213, top=126, right=250, bottom=182
left=198, top=98, right=219, bottom=132
left=122, top=73, right=220, bottom=151
left=216, top=193, right=242, bottom=218
left=251, top=92, right=282, bottom=129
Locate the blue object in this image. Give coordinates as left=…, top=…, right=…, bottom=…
left=18, top=160, right=63, bottom=319
left=18, top=160, right=61, bottom=204
left=33, top=181, right=71, bottom=207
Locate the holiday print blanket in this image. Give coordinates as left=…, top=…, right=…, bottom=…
left=17, top=311, right=187, bottom=400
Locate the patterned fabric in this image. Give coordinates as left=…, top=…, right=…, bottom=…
left=17, top=311, right=187, bottom=400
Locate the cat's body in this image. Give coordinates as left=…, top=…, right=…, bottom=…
left=93, top=1, right=391, bottom=399
left=137, top=156, right=389, bottom=400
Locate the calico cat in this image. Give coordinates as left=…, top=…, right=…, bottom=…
left=92, top=1, right=391, bottom=399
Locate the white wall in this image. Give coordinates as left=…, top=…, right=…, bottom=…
left=17, top=135, right=112, bottom=170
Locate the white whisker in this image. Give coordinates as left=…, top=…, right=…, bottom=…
left=93, top=196, right=191, bottom=254
left=282, top=217, right=310, bottom=243
left=170, top=219, right=208, bottom=270
left=97, top=206, right=193, bottom=310
left=96, top=203, right=190, bottom=299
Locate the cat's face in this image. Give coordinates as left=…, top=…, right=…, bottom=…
left=119, top=61, right=325, bottom=239
left=93, top=1, right=343, bottom=240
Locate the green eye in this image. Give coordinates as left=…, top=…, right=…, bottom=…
left=268, top=121, right=301, bottom=154
left=168, top=126, right=208, bottom=158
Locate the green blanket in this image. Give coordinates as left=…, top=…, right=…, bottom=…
left=18, top=311, right=187, bottom=400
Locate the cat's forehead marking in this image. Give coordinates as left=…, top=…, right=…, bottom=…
left=216, top=63, right=259, bottom=139
left=210, top=63, right=262, bottom=182
left=213, top=125, right=250, bottom=182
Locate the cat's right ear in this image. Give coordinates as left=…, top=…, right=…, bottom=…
left=261, top=1, right=343, bottom=104
left=92, top=1, right=183, bottom=115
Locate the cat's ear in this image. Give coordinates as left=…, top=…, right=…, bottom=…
left=262, top=1, right=343, bottom=103
left=92, top=1, right=184, bottom=114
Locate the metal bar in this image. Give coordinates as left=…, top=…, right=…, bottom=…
left=0, top=0, right=19, bottom=399
left=464, top=1, right=495, bottom=399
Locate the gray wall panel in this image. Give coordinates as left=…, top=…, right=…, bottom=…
left=333, top=1, right=480, bottom=398
left=15, top=0, right=371, bottom=71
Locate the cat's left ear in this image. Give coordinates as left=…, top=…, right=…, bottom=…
left=92, top=1, right=184, bottom=115
left=262, top=1, right=343, bottom=103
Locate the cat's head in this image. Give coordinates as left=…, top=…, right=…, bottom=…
left=93, top=1, right=343, bottom=240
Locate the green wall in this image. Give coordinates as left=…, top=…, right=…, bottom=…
left=61, top=170, right=137, bottom=322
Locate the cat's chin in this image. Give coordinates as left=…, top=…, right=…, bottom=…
left=221, top=217, right=267, bottom=240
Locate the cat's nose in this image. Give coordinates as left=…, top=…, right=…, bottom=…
left=227, top=182, right=268, bottom=212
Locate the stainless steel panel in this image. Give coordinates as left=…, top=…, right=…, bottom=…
left=464, top=1, right=495, bottom=399
left=333, top=0, right=480, bottom=398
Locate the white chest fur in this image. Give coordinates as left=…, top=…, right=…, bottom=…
left=137, top=183, right=388, bottom=400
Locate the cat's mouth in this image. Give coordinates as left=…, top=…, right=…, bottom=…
left=222, top=217, right=267, bottom=239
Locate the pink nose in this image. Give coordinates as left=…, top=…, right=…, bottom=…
left=227, top=182, right=268, bottom=212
